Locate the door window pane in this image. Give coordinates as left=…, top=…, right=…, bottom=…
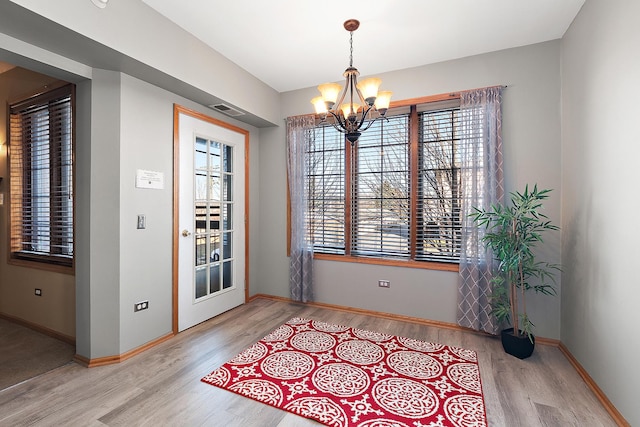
left=209, top=264, right=220, bottom=293
left=195, top=204, right=207, bottom=234
left=195, top=137, right=207, bottom=169
left=195, top=235, right=207, bottom=266
left=195, top=267, right=207, bottom=298
left=223, top=175, right=232, bottom=201
left=209, top=140, right=221, bottom=172
left=210, top=233, right=220, bottom=261
left=223, top=261, right=232, bottom=289
left=195, top=172, right=207, bottom=200
left=223, top=203, right=232, bottom=230
left=209, top=174, right=220, bottom=200
left=222, top=232, right=232, bottom=260
left=224, top=145, right=232, bottom=172
left=209, top=203, right=221, bottom=231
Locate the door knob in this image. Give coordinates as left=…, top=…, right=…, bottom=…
left=182, top=229, right=192, bottom=237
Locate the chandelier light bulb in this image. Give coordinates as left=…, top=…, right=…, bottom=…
left=356, top=77, right=382, bottom=105
left=340, top=102, right=361, bottom=119
left=374, top=91, right=393, bottom=114
left=317, top=83, right=342, bottom=109
left=311, top=96, right=328, bottom=115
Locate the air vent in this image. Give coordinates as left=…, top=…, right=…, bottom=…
left=209, top=103, right=245, bottom=117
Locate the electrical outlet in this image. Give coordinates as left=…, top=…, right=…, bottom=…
left=35, top=288, right=42, bottom=296
left=134, top=300, right=149, bottom=312
left=137, top=214, right=146, bottom=229
left=378, top=280, right=390, bottom=288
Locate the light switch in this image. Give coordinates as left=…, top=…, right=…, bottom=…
left=137, top=214, right=146, bottom=229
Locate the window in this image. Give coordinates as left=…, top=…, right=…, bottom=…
left=8, top=83, right=75, bottom=270
left=305, top=96, right=461, bottom=265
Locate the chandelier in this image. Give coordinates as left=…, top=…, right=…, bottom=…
left=311, top=19, right=392, bottom=144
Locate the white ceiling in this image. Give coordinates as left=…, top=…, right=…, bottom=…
left=141, top=0, right=584, bottom=93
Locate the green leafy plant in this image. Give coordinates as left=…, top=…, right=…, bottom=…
left=471, top=185, right=561, bottom=341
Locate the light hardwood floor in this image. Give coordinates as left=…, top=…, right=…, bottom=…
left=0, top=298, right=617, bottom=426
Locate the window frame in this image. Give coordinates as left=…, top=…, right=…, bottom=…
left=7, top=82, right=75, bottom=274
left=288, top=92, right=462, bottom=272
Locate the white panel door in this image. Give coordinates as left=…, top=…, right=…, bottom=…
left=177, top=110, right=245, bottom=331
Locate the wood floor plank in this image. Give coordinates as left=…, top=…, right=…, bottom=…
left=0, top=298, right=618, bottom=426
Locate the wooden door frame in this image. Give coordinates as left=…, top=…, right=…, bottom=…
left=172, top=104, right=250, bottom=334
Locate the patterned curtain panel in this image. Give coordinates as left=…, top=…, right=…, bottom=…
left=286, top=115, right=316, bottom=302
left=457, top=86, right=504, bottom=335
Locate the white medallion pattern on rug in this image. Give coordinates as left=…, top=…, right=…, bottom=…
left=262, top=324, right=294, bottom=342
left=335, top=340, right=385, bottom=365
left=352, top=328, right=393, bottom=342
left=444, top=394, right=486, bottom=427
left=397, top=336, right=445, bottom=352
left=261, top=350, right=315, bottom=379
left=202, top=318, right=487, bottom=427
left=357, top=418, right=411, bottom=427
left=313, top=320, right=350, bottom=333
left=228, top=379, right=283, bottom=406
left=228, top=342, right=268, bottom=364
left=387, top=351, right=443, bottom=379
left=372, top=377, right=438, bottom=418
left=450, top=346, right=478, bottom=362
left=285, top=396, right=348, bottom=426
left=291, top=331, right=336, bottom=353
left=312, top=363, right=370, bottom=396
left=447, top=363, right=482, bottom=394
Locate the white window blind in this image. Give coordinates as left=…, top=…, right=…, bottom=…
left=306, top=125, right=346, bottom=254
left=304, top=99, right=462, bottom=264
left=352, top=114, right=410, bottom=258
left=417, top=107, right=462, bottom=262
left=9, top=84, right=74, bottom=267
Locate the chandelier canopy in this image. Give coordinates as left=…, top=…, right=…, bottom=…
left=311, top=19, right=392, bottom=144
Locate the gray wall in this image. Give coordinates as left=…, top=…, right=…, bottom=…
left=561, top=0, right=639, bottom=424
left=258, top=41, right=563, bottom=339
left=119, top=73, right=175, bottom=353
left=84, top=69, right=122, bottom=357
left=74, top=70, right=263, bottom=358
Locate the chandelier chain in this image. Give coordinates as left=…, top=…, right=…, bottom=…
left=349, top=31, right=354, bottom=68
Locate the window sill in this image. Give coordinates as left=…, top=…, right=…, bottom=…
left=9, top=256, right=75, bottom=275
left=313, top=253, right=459, bottom=272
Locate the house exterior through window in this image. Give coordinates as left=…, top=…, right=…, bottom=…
left=305, top=97, right=462, bottom=267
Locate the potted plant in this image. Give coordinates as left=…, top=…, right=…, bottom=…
left=471, top=185, right=561, bottom=359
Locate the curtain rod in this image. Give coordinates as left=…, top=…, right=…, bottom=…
left=284, top=85, right=508, bottom=121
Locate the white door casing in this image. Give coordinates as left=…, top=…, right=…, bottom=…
left=175, top=106, right=246, bottom=332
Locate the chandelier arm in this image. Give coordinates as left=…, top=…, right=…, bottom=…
left=326, top=110, right=349, bottom=135
left=334, top=82, right=349, bottom=115
left=328, top=121, right=349, bottom=136
left=330, top=110, right=347, bottom=129
left=354, top=104, right=374, bottom=131
left=358, top=117, right=379, bottom=133
left=358, top=110, right=390, bottom=134
left=354, top=84, right=369, bottom=106
left=348, top=75, right=357, bottom=114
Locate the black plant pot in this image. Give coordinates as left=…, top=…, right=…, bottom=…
left=501, top=328, right=535, bottom=359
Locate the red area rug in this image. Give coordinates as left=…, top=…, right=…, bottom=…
left=202, top=318, right=487, bottom=426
